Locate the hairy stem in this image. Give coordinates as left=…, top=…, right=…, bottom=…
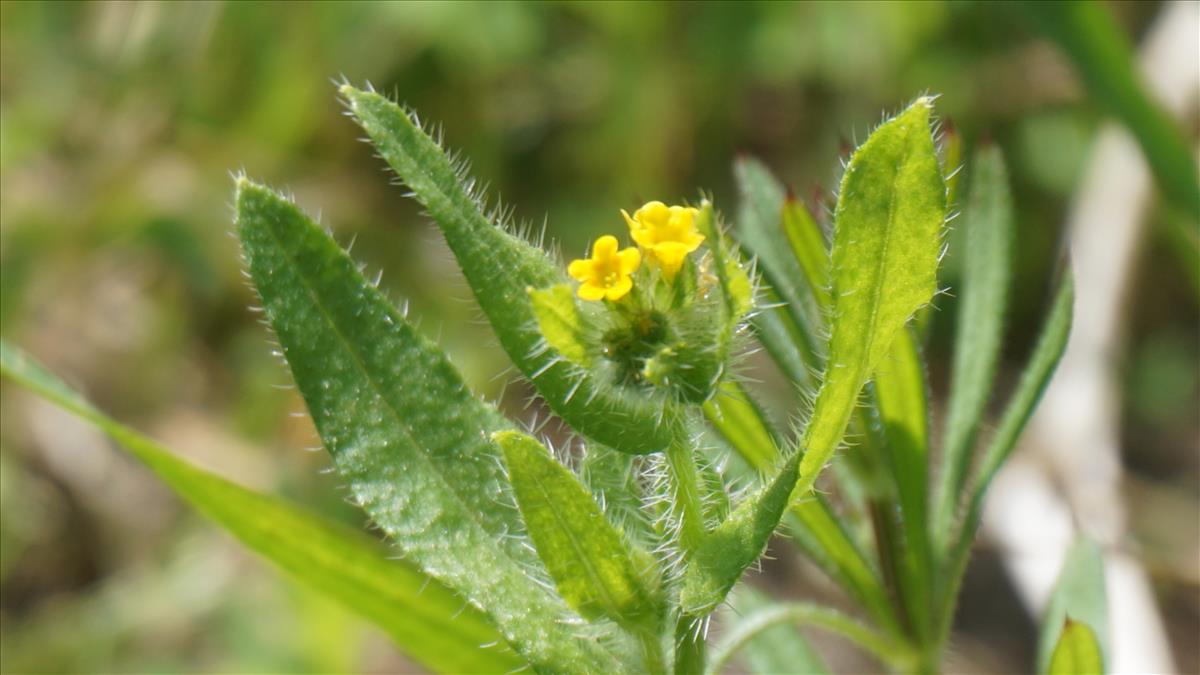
left=674, top=614, right=707, bottom=674
left=639, top=629, right=668, bottom=675
left=665, top=433, right=708, bottom=554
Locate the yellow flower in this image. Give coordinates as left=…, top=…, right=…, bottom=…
left=568, top=235, right=641, bottom=301
left=622, top=201, right=704, bottom=280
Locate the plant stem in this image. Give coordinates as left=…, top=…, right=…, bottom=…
left=638, top=629, right=668, bottom=675
left=664, top=431, right=707, bottom=553
left=674, top=614, right=707, bottom=674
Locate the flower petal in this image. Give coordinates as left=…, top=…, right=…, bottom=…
left=636, top=201, right=670, bottom=227
left=577, top=282, right=607, bottom=302
left=617, top=247, right=641, bottom=275
left=593, top=234, right=619, bottom=260
left=605, top=275, right=633, bottom=301
left=567, top=258, right=592, bottom=281
left=653, top=241, right=689, bottom=280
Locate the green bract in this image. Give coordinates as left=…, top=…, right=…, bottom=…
left=2, top=86, right=1083, bottom=674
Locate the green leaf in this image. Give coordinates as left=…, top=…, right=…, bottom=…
left=733, top=158, right=820, bottom=388
left=702, top=381, right=899, bottom=636
left=0, top=341, right=524, bottom=675
left=529, top=283, right=593, bottom=367
left=1038, top=539, right=1108, bottom=675
left=721, top=587, right=829, bottom=675
left=703, top=380, right=780, bottom=471
left=871, top=328, right=933, bottom=638
left=1021, top=1, right=1200, bottom=218
left=1047, top=619, right=1105, bottom=675
left=972, top=272, right=1074, bottom=499
left=935, top=145, right=1014, bottom=547
left=679, top=453, right=801, bottom=615
left=781, top=196, right=832, bottom=311
left=936, top=272, right=1074, bottom=646
left=794, top=97, right=945, bottom=497
left=234, top=179, right=617, bottom=673
left=735, top=158, right=824, bottom=342
left=340, top=85, right=672, bottom=455
left=493, top=430, right=663, bottom=632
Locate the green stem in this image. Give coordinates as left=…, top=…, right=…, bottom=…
left=705, top=603, right=916, bottom=674
left=665, top=431, right=707, bottom=553
left=674, top=614, right=707, bottom=674
left=639, top=629, right=668, bottom=675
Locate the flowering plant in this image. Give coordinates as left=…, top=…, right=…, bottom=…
left=0, top=84, right=1090, bottom=674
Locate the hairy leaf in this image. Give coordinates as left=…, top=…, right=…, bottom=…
left=794, top=97, right=945, bottom=497
left=0, top=341, right=524, bottom=675
left=235, top=180, right=617, bottom=672
left=702, top=382, right=897, bottom=633
left=935, top=146, right=1013, bottom=546
left=494, top=430, right=662, bottom=632
left=340, top=85, right=672, bottom=455
left=679, top=453, right=800, bottom=615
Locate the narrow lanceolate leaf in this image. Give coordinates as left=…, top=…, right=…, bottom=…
left=935, top=146, right=1013, bottom=547
left=734, top=158, right=820, bottom=387
left=703, top=380, right=780, bottom=471
left=936, top=272, right=1073, bottom=645
left=1046, top=619, right=1105, bottom=675
left=235, top=180, right=617, bottom=673
left=1038, top=539, right=1108, bottom=675
left=794, top=97, right=946, bottom=498
left=494, top=430, right=662, bottom=632
left=340, top=85, right=672, bottom=455
left=735, top=158, right=823, bottom=340
left=781, top=197, right=831, bottom=310
left=872, top=328, right=933, bottom=638
left=679, top=453, right=801, bottom=615
left=0, top=342, right=524, bottom=675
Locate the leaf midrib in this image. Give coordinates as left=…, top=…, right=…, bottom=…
left=853, top=145, right=908, bottom=388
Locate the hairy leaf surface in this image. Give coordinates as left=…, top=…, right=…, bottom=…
left=495, top=430, right=662, bottom=632
left=235, top=180, right=616, bottom=672
left=794, top=97, right=945, bottom=497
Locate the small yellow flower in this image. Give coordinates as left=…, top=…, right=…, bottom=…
left=622, top=201, right=705, bottom=281
left=568, top=235, right=641, bottom=301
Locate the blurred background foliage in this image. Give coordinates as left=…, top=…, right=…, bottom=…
left=0, top=2, right=1195, bottom=673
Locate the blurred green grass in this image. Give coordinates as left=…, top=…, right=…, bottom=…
left=1, top=2, right=1195, bottom=673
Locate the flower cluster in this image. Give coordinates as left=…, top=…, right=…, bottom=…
left=568, top=201, right=704, bottom=301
